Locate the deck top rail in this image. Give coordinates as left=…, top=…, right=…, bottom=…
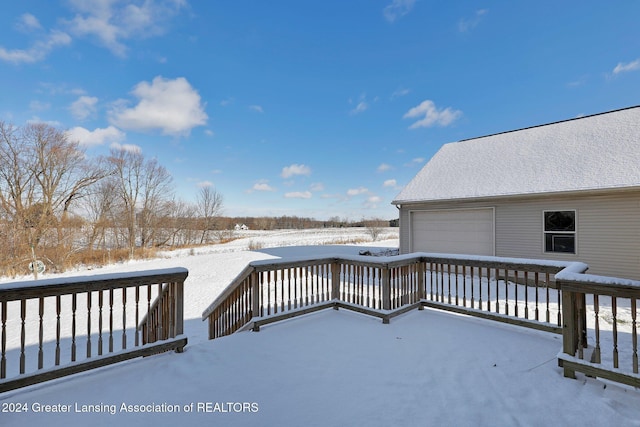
left=202, top=253, right=578, bottom=318
left=202, top=253, right=586, bottom=341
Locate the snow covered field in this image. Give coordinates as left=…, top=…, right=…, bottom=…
left=1, top=227, right=640, bottom=426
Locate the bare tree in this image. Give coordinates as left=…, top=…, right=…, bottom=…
left=157, top=198, right=197, bottom=246
left=82, top=179, right=120, bottom=252
left=0, top=123, right=34, bottom=274
left=0, top=121, right=108, bottom=275
left=364, top=218, right=385, bottom=241
left=196, top=185, right=223, bottom=244
left=108, top=148, right=143, bottom=258
left=29, top=123, right=108, bottom=260
left=108, top=147, right=174, bottom=258
left=138, top=157, right=174, bottom=249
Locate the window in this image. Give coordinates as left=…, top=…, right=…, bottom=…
left=543, top=210, right=576, bottom=254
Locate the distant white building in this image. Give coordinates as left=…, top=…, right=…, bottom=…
left=393, top=106, right=640, bottom=279
left=234, top=223, right=249, bottom=231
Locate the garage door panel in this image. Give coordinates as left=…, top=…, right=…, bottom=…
left=411, top=209, right=494, bottom=256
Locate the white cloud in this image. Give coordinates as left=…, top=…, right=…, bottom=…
left=349, top=93, right=374, bottom=115
left=65, top=0, right=186, bottom=57
left=383, top=179, right=397, bottom=188
left=347, top=187, right=369, bottom=196
left=284, top=191, right=312, bottom=199
left=197, top=181, right=214, bottom=188
left=66, top=125, right=125, bottom=147
left=567, top=76, right=588, bottom=87
left=27, top=117, right=63, bottom=127
left=204, top=129, right=214, bottom=137
left=458, top=9, right=488, bottom=33
left=310, top=182, right=325, bottom=192
left=37, top=82, right=86, bottom=96
left=403, top=100, right=462, bottom=129
left=110, top=142, right=141, bottom=153
left=405, top=157, right=425, bottom=167
left=613, top=59, right=640, bottom=75
left=109, top=76, right=208, bottom=136
left=249, top=105, right=264, bottom=113
left=350, top=101, right=368, bottom=115
left=383, top=0, right=415, bottom=23
left=16, top=13, right=42, bottom=32
left=391, top=88, right=411, bottom=99
left=377, top=163, right=392, bottom=172
left=252, top=181, right=275, bottom=192
left=70, top=95, right=99, bottom=120
left=368, top=196, right=382, bottom=203
left=0, top=30, right=71, bottom=64
left=281, top=164, right=311, bottom=178
left=29, top=100, right=50, bottom=112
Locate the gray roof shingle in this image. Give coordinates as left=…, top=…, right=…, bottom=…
left=393, top=106, right=640, bottom=204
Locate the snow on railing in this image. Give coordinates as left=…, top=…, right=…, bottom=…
left=201, top=253, right=581, bottom=339
left=557, top=270, right=640, bottom=388
left=0, top=267, right=188, bottom=393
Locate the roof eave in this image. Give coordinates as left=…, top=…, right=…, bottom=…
left=392, top=185, right=640, bottom=206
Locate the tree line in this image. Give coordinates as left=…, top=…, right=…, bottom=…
left=0, top=121, right=223, bottom=277
left=0, top=121, right=395, bottom=278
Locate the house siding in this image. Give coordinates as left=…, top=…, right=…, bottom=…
left=398, top=189, right=640, bottom=280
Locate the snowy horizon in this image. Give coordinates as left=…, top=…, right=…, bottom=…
left=1, top=229, right=640, bottom=426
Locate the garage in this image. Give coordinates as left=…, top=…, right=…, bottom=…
left=410, top=208, right=495, bottom=256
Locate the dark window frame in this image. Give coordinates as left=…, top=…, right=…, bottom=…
left=543, top=210, right=576, bottom=254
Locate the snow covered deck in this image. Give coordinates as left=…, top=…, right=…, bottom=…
left=2, top=308, right=640, bottom=427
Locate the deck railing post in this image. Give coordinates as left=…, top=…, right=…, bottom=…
left=331, top=261, right=341, bottom=303
left=382, top=265, right=391, bottom=312
left=251, top=271, right=260, bottom=319
left=417, top=262, right=425, bottom=309
left=174, top=280, right=184, bottom=339
left=560, top=280, right=586, bottom=379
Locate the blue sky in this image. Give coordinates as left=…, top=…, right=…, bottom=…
left=1, top=1, right=639, bottom=221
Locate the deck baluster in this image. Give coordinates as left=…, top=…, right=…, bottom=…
left=98, top=291, right=104, bottom=356
left=454, top=265, right=459, bottom=306
left=534, top=272, right=540, bottom=321
left=557, top=282, right=562, bottom=326
left=20, top=299, right=26, bottom=373
left=38, top=297, right=44, bottom=369
left=1, top=301, right=6, bottom=378
left=632, top=298, right=638, bottom=374
left=612, top=297, right=619, bottom=369
left=495, top=268, right=500, bottom=314
left=71, top=294, right=77, bottom=362
left=109, top=289, right=114, bottom=352
left=462, top=266, right=466, bottom=307
left=55, top=296, right=61, bottom=365
left=524, top=272, right=529, bottom=319
left=592, top=294, right=601, bottom=364
left=86, top=292, right=92, bottom=357
left=135, top=286, right=140, bottom=347
left=546, top=273, right=551, bottom=323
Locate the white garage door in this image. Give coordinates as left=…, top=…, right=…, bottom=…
left=411, top=208, right=494, bottom=256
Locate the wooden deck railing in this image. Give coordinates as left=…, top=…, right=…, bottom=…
left=557, top=268, right=640, bottom=388
left=202, top=254, right=584, bottom=340
left=203, top=252, right=640, bottom=389
left=0, top=267, right=188, bottom=393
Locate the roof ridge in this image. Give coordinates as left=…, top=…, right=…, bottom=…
left=459, top=105, right=640, bottom=142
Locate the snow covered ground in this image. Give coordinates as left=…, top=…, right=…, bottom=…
left=1, top=228, right=640, bottom=426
